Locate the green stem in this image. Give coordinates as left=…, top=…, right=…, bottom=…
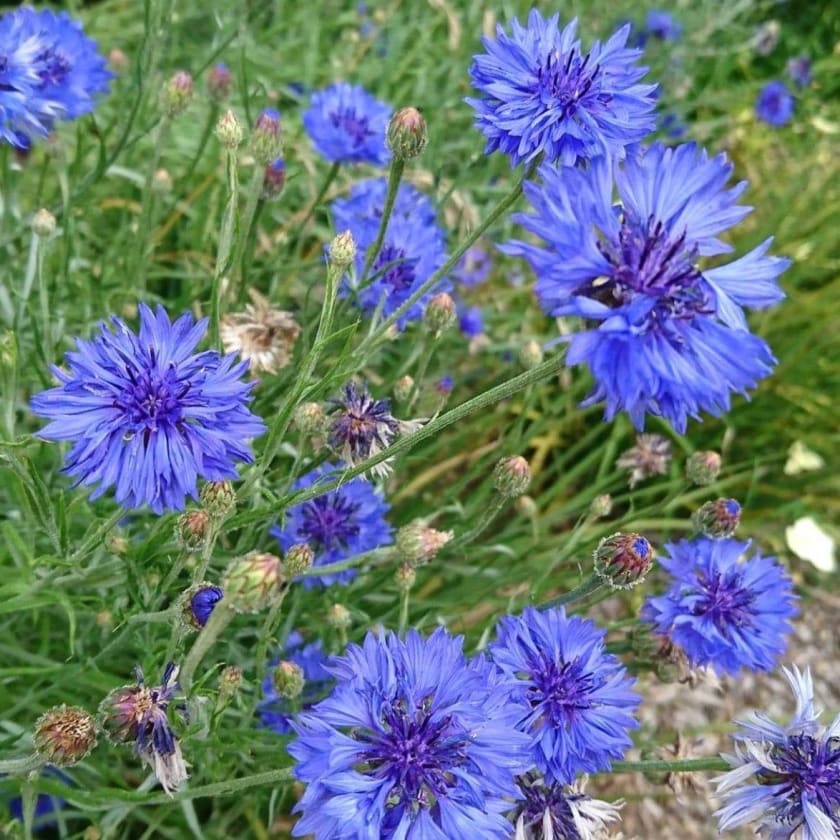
left=0, top=754, right=45, bottom=775
left=233, top=167, right=265, bottom=294
left=193, top=524, right=221, bottom=585
left=35, top=234, right=51, bottom=360
left=398, top=587, right=410, bottom=633
left=251, top=587, right=291, bottom=713
left=407, top=337, right=438, bottom=413
left=541, top=574, right=604, bottom=609
left=299, top=547, right=386, bottom=579
left=447, top=496, right=507, bottom=552
left=17, top=232, right=39, bottom=327
left=182, top=104, right=219, bottom=184
left=22, top=775, right=37, bottom=840
left=134, top=116, right=171, bottom=290
left=292, top=161, right=340, bottom=255
left=210, top=146, right=241, bottom=348
left=359, top=158, right=404, bottom=285
left=180, top=600, right=236, bottom=694
left=609, top=757, right=728, bottom=774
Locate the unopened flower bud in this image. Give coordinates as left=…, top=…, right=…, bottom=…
left=106, top=533, right=128, bottom=555
left=215, top=109, right=243, bottom=150
left=207, top=62, right=231, bottom=102
left=686, top=451, right=722, bottom=486
left=692, top=498, right=741, bottom=538
left=519, top=340, right=543, bottom=369
left=387, top=107, right=427, bottom=161
left=326, top=603, right=351, bottom=630
left=108, top=48, right=128, bottom=74
left=151, top=168, right=173, bottom=194
left=285, top=543, right=314, bottom=577
left=393, top=375, right=414, bottom=403
left=590, top=494, right=613, bottom=518
left=294, top=401, right=326, bottom=436
left=435, top=375, right=454, bottom=398
left=200, top=480, right=236, bottom=521
left=395, top=563, right=416, bottom=591
left=515, top=495, right=538, bottom=517
left=34, top=705, right=97, bottom=766
left=222, top=552, right=284, bottom=612
left=328, top=230, right=357, bottom=271
left=262, top=158, right=286, bottom=199
left=493, top=455, right=531, bottom=498
left=594, top=532, right=654, bottom=589
left=175, top=509, right=211, bottom=552
left=396, top=521, right=453, bottom=565
left=217, top=665, right=242, bottom=711
left=180, top=582, right=224, bottom=629
left=161, top=70, right=194, bottom=118
left=32, top=208, right=56, bottom=239
left=251, top=108, right=283, bottom=165
left=273, top=661, right=305, bottom=700
left=424, top=292, right=456, bottom=333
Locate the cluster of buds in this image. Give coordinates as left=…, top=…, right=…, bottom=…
left=161, top=70, right=194, bottom=118
left=387, top=107, right=427, bottom=161
left=693, top=498, right=741, bottom=538
left=493, top=455, right=532, bottom=498
left=395, top=519, right=454, bottom=566
left=222, top=551, right=285, bottom=613
left=594, top=532, right=654, bottom=590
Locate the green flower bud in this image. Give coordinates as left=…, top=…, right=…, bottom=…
left=200, top=480, right=236, bottom=521
left=215, top=109, right=243, bottom=150
left=161, top=70, right=193, bottom=118
left=493, top=455, right=531, bottom=498
left=395, top=563, right=416, bottom=591
left=174, top=509, right=211, bottom=552
left=294, top=401, right=326, bottom=436
left=272, top=661, right=305, bottom=700
left=222, top=552, right=285, bottom=613
left=31, top=208, right=56, bottom=239
left=424, top=292, right=456, bottom=333
left=326, top=603, right=351, bottom=630
left=590, top=494, right=613, bottom=518
left=395, top=520, right=453, bottom=565
left=686, top=451, right=722, bottom=486
left=328, top=230, right=357, bottom=271
left=284, top=543, right=314, bottom=577
left=519, top=340, right=543, bottom=369
left=387, top=107, right=427, bottom=161
left=393, top=375, right=415, bottom=403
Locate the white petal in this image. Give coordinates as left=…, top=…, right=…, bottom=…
left=786, top=517, right=836, bottom=572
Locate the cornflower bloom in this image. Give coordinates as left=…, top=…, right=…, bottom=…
left=716, top=666, right=840, bottom=838
left=756, top=81, right=795, bottom=127
left=302, top=81, right=391, bottom=165
left=642, top=538, right=798, bottom=676
left=645, top=10, right=683, bottom=41
left=467, top=10, right=657, bottom=166
left=270, top=461, right=392, bottom=587
left=30, top=304, right=265, bottom=513
left=786, top=56, right=812, bottom=88
left=491, top=606, right=641, bottom=783
left=504, top=142, right=790, bottom=432
left=289, top=628, right=531, bottom=838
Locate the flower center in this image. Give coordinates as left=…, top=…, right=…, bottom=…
left=357, top=695, right=467, bottom=818
left=299, top=495, right=361, bottom=552
left=373, top=244, right=418, bottom=293
left=535, top=49, right=600, bottom=116
left=519, top=776, right=580, bottom=838
left=692, top=569, right=756, bottom=635
left=330, top=107, right=373, bottom=146
left=529, top=657, right=595, bottom=727
left=37, top=48, right=72, bottom=87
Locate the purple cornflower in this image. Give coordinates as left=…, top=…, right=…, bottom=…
left=645, top=10, right=683, bottom=41
left=715, top=666, right=840, bottom=837
left=270, top=461, right=392, bottom=587
left=258, top=631, right=332, bottom=735
left=289, top=627, right=532, bottom=838
left=642, top=538, right=798, bottom=676
left=30, top=304, right=265, bottom=513
left=0, top=7, right=110, bottom=148
left=459, top=305, right=485, bottom=338
left=467, top=10, right=657, bottom=167
left=756, top=80, right=794, bottom=127
left=491, top=606, right=641, bottom=783
left=503, top=142, right=790, bottom=433
left=98, top=664, right=187, bottom=794
left=331, top=178, right=449, bottom=326
left=302, top=81, right=391, bottom=166
left=327, top=382, right=407, bottom=477
left=512, top=773, right=623, bottom=840
left=456, top=243, right=493, bottom=287
left=786, top=56, right=812, bottom=88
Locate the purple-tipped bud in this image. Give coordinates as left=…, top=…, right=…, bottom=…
left=328, top=230, right=357, bottom=271
left=31, top=208, right=56, bottom=239
left=284, top=543, right=314, bottom=577
left=693, top=498, right=741, bottom=538
left=262, top=158, right=286, bottom=199
left=161, top=71, right=194, bottom=118
left=293, top=401, right=326, bottom=436
left=519, top=340, right=544, bottom=369
left=181, top=582, right=224, bottom=629
left=424, top=292, right=456, bottom=333
left=594, top=532, right=654, bottom=590
left=590, top=493, right=613, bottom=518
left=395, top=520, right=453, bottom=565
left=251, top=108, right=283, bottom=165
left=393, top=375, right=415, bottom=403
left=395, top=562, right=417, bottom=591
left=273, top=661, right=305, bottom=700
left=326, top=603, right=351, bottom=630
left=174, top=509, right=211, bottom=551
left=200, top=480, right=236, bottom=521
left=222, top=551, right=285, bottom=613
left=34, top=705, right=97, bottom=767
left=493, top=455, right=531, bottom=498
left=207, top=62, right=232, bottom=101
left=387, top=106, right=428, bottom=161
left=686, top=451, right=722, bottom=486
left=215, top=109, right=243, bottom=150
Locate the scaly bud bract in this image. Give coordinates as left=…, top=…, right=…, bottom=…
left=387, top=106, right=428, bottom=161
left=328, top=230, right=357, bottom=272
left=393, top=375, right=415, bottom=404
left=174, top=509, right=211, bottom=552
left=215, top=109, right=243, bottom=150
left=326, top=603, right=351, bottom=630
left=273, top=661, right=305, bottom=700
left=294, top=401, right=326, bottom=436
left=34, top=705, right=97, bottom=767
left=207, top=62, right=231, bottom=101
left=262, top=158, right=286, bottom=199
left=395, top=520, right=453, bottom=565
left=284, top=543, right=314, bottom=577
left=200, top=480, right=236, bottom=521
left=493, top=455, right=531, bottom=498
left=222, top=551, right=284, bottom=613
left=519, top=340, right=544, bottom=369
left=594, top=532, right=654, bottom=590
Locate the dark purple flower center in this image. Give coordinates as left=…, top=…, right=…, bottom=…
left=692, top=569, right=756, bottom=634
left=760, top=735, right=840, bottom=826
left=329, top=384, right=400, bottom=458
left=298, top=494, right=361, bottom=552
left=356, top=695, right=468, bottom=816
left=528, top=656, right=595, bottom=727
left=37, top=48, right=72, bottom=87
left=373, top=245, right=418, bottom=293
left=518, top=776, right=581, bottom=838
left=535, top=48, right=601, bottom=117
left=330, top=107, right=373, bottom=146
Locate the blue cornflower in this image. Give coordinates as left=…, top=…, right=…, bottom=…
left=715, top=666, right=840, bottom=838
left=467, top=10, right=657, bottom=167
left=756, top=80, right=794, bottom=127
left=7, top=766, right=71, bottom=831
left=642, top=537, right=798, bottom=676
left=331, top=178, right=449, bottom=326
left=645, top=10, right=683, bottom=41
left=459, top=305, right=485, bottom=338
left=0, top=7, right=110, bottom=148
left=503, top=142, right=790, bottom=432
left=258, top=631, right=332, bottom=735
left=786, top=56, right=812, bottom=88
left=456, top=243, right=492, bottom=287
left=302, top=81, right=391, bottom=166
left=491, top=606, right=641, bottom=784
left=270, top=461, right=392, bottom=587
left=187, top=584, right=224, bottom=628
left=30, top=304, right=266, bottom=514
left=289, top=627, right=531, bottom=839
